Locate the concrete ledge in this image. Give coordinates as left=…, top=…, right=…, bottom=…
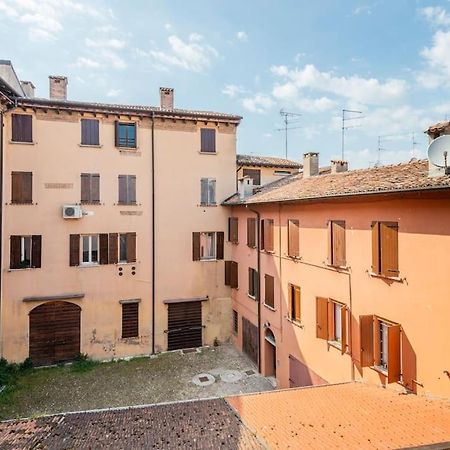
left=23, top=293, right=85, bottom=302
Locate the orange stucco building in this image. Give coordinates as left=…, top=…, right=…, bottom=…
left=225, top=153, right=450, bottom=399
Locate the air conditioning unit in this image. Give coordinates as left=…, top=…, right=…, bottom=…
left=62, top=205, right=83, bottom=219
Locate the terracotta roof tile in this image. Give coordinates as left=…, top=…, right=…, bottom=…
left=237, top=154, right=302, bottom=169
left=225, top=159, right=450, bottom=205
left=226, top=382, right=450, bottom=450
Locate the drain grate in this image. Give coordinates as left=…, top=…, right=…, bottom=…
left=245, top=370, right=255, bottom=376
left=199, top=376, right=209, bottom=383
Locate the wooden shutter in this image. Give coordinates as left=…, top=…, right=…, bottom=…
left=341, top=306, right=347, bottom=355
left=129, top=175, right=136, bottom=203
left=288, top=219, right=300, bottom=257
left=109, top=233, right=118, bottom=264
left=12, top=114, right=32, bottom=143
left=91, top=174, right=100, bottom=203
left=229, top=217, right=238, bottom=243
left=316, top=297, right=328, bottom=339
left=248, top=268, right=254, bottom=296
left=69, top=234, right=80, bottom=266
left=31, top=235, right=42, bottom=268
left=216, top=232, right=224, bottom=260
left=122, top=303, right=139, bottom=338
left=380, top=222, right=399, bottom=277
left=118, top=175, right=126, bottom=203
left=126, top=232, right=136, bottom=263
left=262, top=219, right=274, bottom=251
left=192, top=232, right=201, bottom=261
left=264, top=275, right=274, bottom=308
left=12, top=171, right=32, bottom=204
left=80, top=173, right=90, bottom=203
left=387, top=324, right=401, bottom=383
left=231, top=261, right=238, bottom=289
left=331, top=221, right=346, bottom=266
left=114, top=121, right=120, bottom=147
left=293, top=285, right=301, bottom=321
left=225, top=261, right=231, bottom=286
left=81, top=119, right=99, bottom=146
left=99, top=234, right=109, bottom=265
left=247, top=218, right=256, bottom=247
left=10, top=236, right=21, bottom=269
left=371, top=222, right=380, bottom=274
left=201, top=128, right=216, bottom=153
left=360, top=315, right=374, bottom=367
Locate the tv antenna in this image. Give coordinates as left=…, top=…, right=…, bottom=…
left=277, top=109, right=302, bottom=159
left=341, top=109, right=363, bottom=161
left=376, top=131, right=421, bottom=166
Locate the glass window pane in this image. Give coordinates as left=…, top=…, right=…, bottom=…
left=21, top=236, right=31, bottom=267
left=82, top=236, right=90, bottom=263
left=334, top=303, right=342, bottom=342
left=91, top=235, right=99, bottom=262
left=380, top=322, right=389, bottom=368
left=119, top=234, right=127, bottom=262
left=200, top=232, right=215, bottom=259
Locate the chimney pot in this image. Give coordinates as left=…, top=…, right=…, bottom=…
left=331, top=160, right=348, bottom=174
left=303, top=152, right=319, bottom=177
left=20, top=81, right=35, bottom=98
left=49, top=75, right=68, bottom=100
left=160, top=87, right=174, bottom=110
left=238, top=176, right=254, bottom=200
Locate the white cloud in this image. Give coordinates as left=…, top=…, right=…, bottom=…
left=106, top=88, right=122, bottom=97
left=236, top=31, right=248, bottom=41
left=420, top=30, right=450, bottom=85
left=74, top=57, right=101, bottom=69
left=85, top=37, right=125, bottom=50
left=420, top=6, right=450, bottom=26
left=352, top=4, right=375, bottom=15
left=144, top=34, right=219, bottom=72
left=222, top=84, right=247, bottom=98
left=165, top=23, right=172, bottom=31
left=242, top=93, right=275, bottom=114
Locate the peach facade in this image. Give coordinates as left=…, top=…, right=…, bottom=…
left=236, top=165, right=298, bottom=187
left=228, top=195, right=450, bottom=398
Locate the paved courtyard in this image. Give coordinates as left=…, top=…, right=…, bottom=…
left=0, top=344, right=273, bottom=420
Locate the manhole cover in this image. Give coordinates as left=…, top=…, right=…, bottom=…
left=220, top=370, right=243, bottom=383
left=245, top=370, right=255, bottom=376
left=192, top=373, right=215, bottom=387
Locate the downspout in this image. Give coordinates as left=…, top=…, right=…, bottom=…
left=151, top=111, right=156, bottom=354
left=246, top=205, right=261, bottom=373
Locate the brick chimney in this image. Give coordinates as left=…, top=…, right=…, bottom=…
left=303, top=152, right=319, bottom=177
left=49, top=76, right=68, bottom=100
left=160, top=87, right=174, bottom=110
left=20, top=81, right=35, bottom=98
left=331, top=160, right=348, bottom=174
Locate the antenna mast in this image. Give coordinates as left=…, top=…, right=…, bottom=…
left=278, top=109, right=302, bottom=159
left=341, top=109, right=363, bottom=160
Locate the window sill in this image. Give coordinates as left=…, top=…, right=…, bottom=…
left=199, top=151, right=217, bottom=155
left=327, top=340, right=343, bottom=351
left=80, top=201, right=102, bottom=205
left=286, top=254, right=302, bottom=261
left=79, top=263, right=100, bottom=268
left=247, top=245, right=257, bottom=249
left=326, top=263, right=350, bottom=271
left=199, top=204, right=217, bottom=207
left=116, top=262, right=137, bottom=266
left=9, top=202, right=36, bottom=205
left=8, top=267, right=39, bottom=272
left=117, top=202, right=139, bottom=206
left=79, top=144, right=102, bottom=148
left=116, top=145, right=138, bottom=150
left=9, top=140, right=36, bottom=145
left=199, top=258, right=217, bottom=262
left=247, top=294, right=257, bottom=301
left=286, top=317, right=303, bottom=328
left=370, top=365, right=388, bottom=377
left=262, top=250, right=275, bottom=254
left=368, top=271, right=403, bottom=282
left=263, top=304, right=276, bottom=312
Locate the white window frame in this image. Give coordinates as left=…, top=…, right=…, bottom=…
left=200, top=231, right=216, bottom=260
left=200, top=178, right=216, bottom=206
left=81, top=234, right=99, bottom=265
left=379, top=320, right=389, bottom=371
left=20, top=236, right=32, bottom=268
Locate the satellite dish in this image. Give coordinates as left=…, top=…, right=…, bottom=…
left=428, top=134, right=450, bottom=168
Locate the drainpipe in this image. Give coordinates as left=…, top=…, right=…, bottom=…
left=246, top=205, right=261, bottom=373
left=151, top=111, right=156, bottom=354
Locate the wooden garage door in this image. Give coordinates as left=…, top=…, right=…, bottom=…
left=167, top=302, right=202, bottom=351
left=29, top=301, right=81, bottom=366
left=242, top=317, right=258, bottom=364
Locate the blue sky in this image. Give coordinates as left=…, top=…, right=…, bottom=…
left=2, top=0, right=450, bottom=168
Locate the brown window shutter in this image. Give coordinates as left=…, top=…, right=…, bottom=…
left=341, top=306, right=347, bottom=355
left=288, top=219, right=300, bottom=257
left=69, top=234, right=80, bottom=266
left=266, top=219, right=274, bottom=251
left=229, top=217, right=238, bottom=243
left=380, top=222, right=399, bottom=277
left=293, top=286, right=301, bottom=321
left=360, top=315, right=374, bottom=367
left=332, top=221, right=346, bottom=266
left=115, top=120, right=120, bottom=147
left=23, top=172, right=32, bottom=203
left=387, top=324, right=401, bottom=383
left=81, top=119, right=99, bottom=146
left=80, top=173, right=90, bottom=203
left=10, top=236, right=21, bottom=269
left=247, top=218, right=256, bottom=247
left=109, top=233, right=118, bottom=264
left=192, top=232, right=201, bottom=261
left=11, top=172, right=22, bottom=203
left=248, top=268, right=254, bottom=296
left=264, top=274, right=274, bottom=308
left=231, top=261, right=238, bottom=289
left=126, top=232, right=136, bottom=263
left=92, top=174, right=100, bottom=203
left=216, top=232, right=224, bottom=260
left=201, top=128, right=216, bottom=153
left=316, top=297, right=329, bottom=339
left=118, top=175, right=127, bottom=203
left=12, top=171, right=32, bottom=204
left=99, top=234, right=109, bottom=265
left=12, top=114, right=32, bottom=143
left=129, top=175, right=136, bottom=203
left=371, top=222, right=380, bottom=274
left=31, top=235, right=42, bottom=268
left=122, top=303, right=139, bottom=338
left=225, top=260, right=231, bottom=286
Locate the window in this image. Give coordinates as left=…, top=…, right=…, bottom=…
left=118, top=175, right=136, bottom=204
left=225, top=261, right=239, bottom=288
left=233, top=310, right=238, bottom=335
left=359, top=315, right=401, bottom=383
left=200, top=178, right=216, bottom=205
left=121, top=302, right=139, bottom=338
left=12, top=114, right=32, bottom=143
left=115, top=122, right=136, bottom=148
left=242, top=168, right=261, bottom=186
left=288, top=284, right=301, bottom=322
left=116, top=232, right=136, bottom=263
left=81, top=119, right=99, bottom=146
left=119, top=234, right=128, bottom=262
left=247, top=217, right=256, bottom=248
left=371, top=221, right=399, bottom=277
left=81, top=173, right=100, bottom=203
left=82, top=235, right=99, bottom=265
left=200, top=128, right=216, bottom=153
left=10, top=235, right=41, bottom=269
left=328, top=220, right=346, bottom=267
left=228, top=217, right=238, bottom=243
left=192, top=232, right=224, bottom=261
left=261, top=219, right=274, bottom=252
left=316, top=297, right=348, bottom=354
left=11, top=171, right=32, bottom=204
left=287, top=219, right=300, bottom=258
left=274, top=170, right=292, bottom=176
left=248, top=268, right=258, bottom=298
left=264, top=274, right=275, bottom=308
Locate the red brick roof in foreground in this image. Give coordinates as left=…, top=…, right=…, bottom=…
left=226, top=382, right=450, bottom=450
left=225, top=159, right=450, bottom=205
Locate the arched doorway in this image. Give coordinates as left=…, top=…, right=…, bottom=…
left=29, top=301, right=81, bottom=366
left=264, top=328, right=276, bottom=377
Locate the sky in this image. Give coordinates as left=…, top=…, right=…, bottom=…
left=2, top=0, right=450, bottom=168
